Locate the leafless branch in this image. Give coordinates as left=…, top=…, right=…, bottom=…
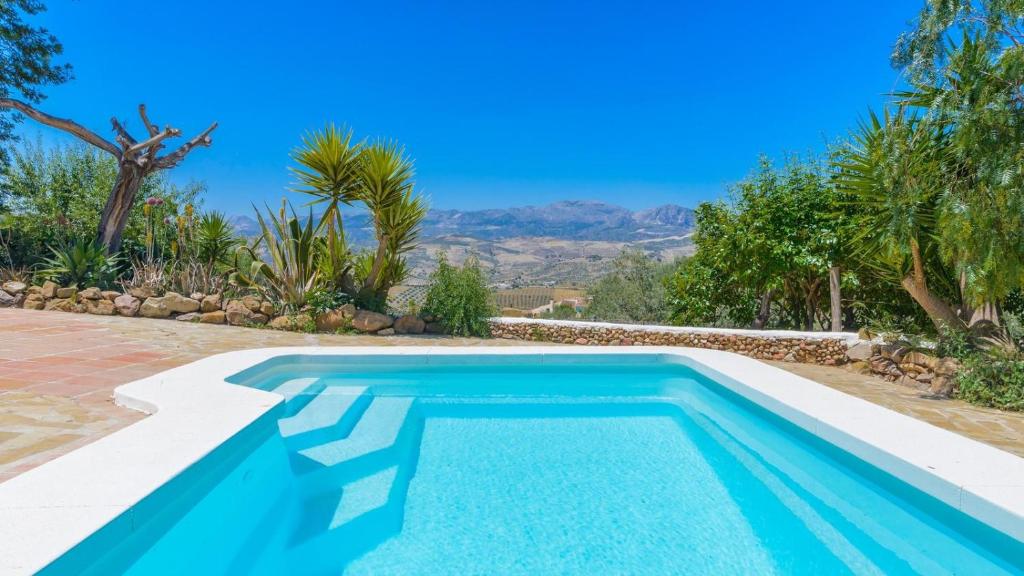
left=154, top=121, right=218, bottom=169
left=125, top=126, right=181, bottom=158
left=137, top=104, right=159, bottom=137
left=110, top=117, right=136, bottom=150
left=0, top=98, right=120, bottom=156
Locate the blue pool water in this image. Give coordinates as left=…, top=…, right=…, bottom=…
left=45, top=355, right=1024, bottom=575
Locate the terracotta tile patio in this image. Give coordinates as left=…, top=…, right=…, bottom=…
left=1, top=307, right=1022, bottom=483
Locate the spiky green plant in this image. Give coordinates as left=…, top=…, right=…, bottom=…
left=231, top=201, right=323, bottom=310
left=36, top=238, right=120, bottom=288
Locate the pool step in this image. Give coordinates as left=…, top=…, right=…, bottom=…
left=277, top=386, right=370, bottom=451
left=292, top=397, right=415, bottom=480
left=287, top=399, right=423, bottom=570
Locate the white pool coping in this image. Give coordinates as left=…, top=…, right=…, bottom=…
left=0, top=346, right=1020, bottom=574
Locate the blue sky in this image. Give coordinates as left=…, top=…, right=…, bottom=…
left=18, top=1, right=917, bottom=212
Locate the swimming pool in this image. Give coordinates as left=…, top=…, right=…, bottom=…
left=4, top=348, right=1024, bottom=574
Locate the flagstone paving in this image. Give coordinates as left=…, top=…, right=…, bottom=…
left=1, top=307, right=1022, bottom=483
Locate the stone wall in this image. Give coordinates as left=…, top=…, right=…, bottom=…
left=488, top=318, right=853, bottom=365
left=1, top=280, right=434, bottom=336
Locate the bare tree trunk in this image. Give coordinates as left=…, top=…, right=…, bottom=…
left=829, top=265, right=842, bottom=332
left=752, top=290, right=772, bottom=329
left=96, top=164, right=144, bottom=252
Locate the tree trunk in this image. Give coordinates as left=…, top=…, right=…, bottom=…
left=96, top=164, right=146, bottom=253
left=829, top=266, right=842, bottom=332
left=969, top=301, right=1000, bottom=327
left=752, top=290, right=772, bottom=329
left=901, top=276, right=966, bottom=331
left=803, top=277, right=822, bottom=331
left=361, top=233, right=390, bottom=294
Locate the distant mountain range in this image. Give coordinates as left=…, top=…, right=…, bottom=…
left=229, top=200, right=696, bottom=244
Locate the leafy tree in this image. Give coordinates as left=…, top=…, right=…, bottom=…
left=669, top=155, right=845, bottom=330
left=833, top=109, right=965, bottom=331
left=587, top=249, right=673, bottom=324
left=0, top=0, right=71, bottom=168
left=888, top=1, right=1024, bottom=328
left=423, top=254, right=495, bottom=337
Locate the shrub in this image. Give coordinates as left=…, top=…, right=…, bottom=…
left=955, top=352, right=1024, bottom=411
left=423, top=254, right=494, bottom=337
left=35, top=238, right=120, bottom=288
left=307, top=288, right=351, bottom=315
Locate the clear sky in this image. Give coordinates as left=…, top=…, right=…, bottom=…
left=17, top=1, right=918, bottom=212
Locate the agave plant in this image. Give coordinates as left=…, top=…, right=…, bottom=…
left=36, top=238, right=120, bottom=288
left=230, top=201, right=323, bottom=311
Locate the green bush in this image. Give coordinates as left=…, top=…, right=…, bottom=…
left=423, top=254, right=494, bottom=337
left=955, top=354, right=1024, bottom=411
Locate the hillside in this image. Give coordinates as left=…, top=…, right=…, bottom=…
left=229, top=200, right=696, bottom=286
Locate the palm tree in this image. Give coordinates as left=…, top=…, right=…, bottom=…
left=290, top=125, right=363, bottom=291
left=355, top=141, right=425, bottom=296
left=834, top=108, right=966, bottom=331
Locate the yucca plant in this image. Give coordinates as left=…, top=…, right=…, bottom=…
left=36, top=238, right=120, bottom=288
left=230, top=201, right=323, bottom=311
left=291, top=125, right=362, bottom=292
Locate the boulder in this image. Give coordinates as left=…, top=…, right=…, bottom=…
left=845, top=360, right=872, bottom=374
left=270, top=314, right=313, bottom=331
left=41, top=281, right=58, bottom=299
left=377, top=328, right=395, bottom=336
left=162, top=292, right=200, bottom=314
left=241, top=295, right=262, bottom=312
left=128, top=285, right=157, bottom=299
left=879, top=342, right=910, bottom=363
left=393, top=315, right=425, bottom=335
left=315, top=309, right=350, bottom=332
left=934, top=357, right=962, bottom=376
left=259, top=301, right=275, bottom=316
left=338, top=303, right=356, bottom=319
left=2, top=281, right=26, bottom=295
left=190, top=292, right=205, bottom=302
left=0, top=290, right=15, bottom=307
left=351, top=310, right=393, bottom=333
left=101, top=290, right=121, bottom=302
left=140, top=297, right=171, bottom=318
left=250, top=313, right=269, bottom=325
left=22, top=294, right=44, bottom=310
left=55, top=286, right=77, bottom=299
left=200, top=310, right=226, bottom=324
left=226, top=300, right=256, bottom=325
left=80, top=287, right=103, bottom=300
left=929, top=375, right=955, bottom=397
left=176, top=312, right=201, bottom=322
left=200, top=294, right=222, bottom=313
left=84, top=298, right=116, bottom=315
left=44, top=298, right=78, bottom=313
left=903, top=351, right=939, bottom=371
left=845, top=341, right=873, bottom=362
left=114, top=294, right=141, bottom=317
left=26, top=285, right=42, bottom=296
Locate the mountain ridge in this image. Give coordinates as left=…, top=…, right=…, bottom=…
left=228, top=200, right=695, bottom=243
